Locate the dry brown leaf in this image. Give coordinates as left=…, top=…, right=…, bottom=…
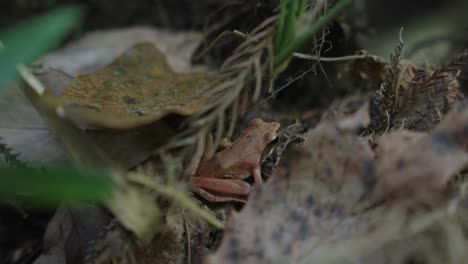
left=57, top=43, right=215, bottom=129
left=373, top=103, right=468, bottom=205
left=206, top=107, right=377, bottom=263
left=206, top=102, right=468, bottom=263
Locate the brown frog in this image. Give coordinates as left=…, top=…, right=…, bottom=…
left=190, top=119, right=280, bottom=202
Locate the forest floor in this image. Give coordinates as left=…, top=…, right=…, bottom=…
left=2, top=0, right=468, bottom=263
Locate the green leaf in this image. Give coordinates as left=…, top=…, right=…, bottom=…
left=0, top=6, right=83, bottom=88
left=0, top=166, right=114, bottom=207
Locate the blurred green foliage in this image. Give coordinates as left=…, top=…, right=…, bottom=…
left=0, top=6, right=83, bottom=88
left=0, top=167, right=114, bottom=206
left=0, top=6, right=115, bottom=207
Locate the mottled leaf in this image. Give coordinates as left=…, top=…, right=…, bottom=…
left=373, top=103, right=468, bottom=205
left=207, top=102, right=468, bottom=263
left=59, top=43, right=216, bottom=129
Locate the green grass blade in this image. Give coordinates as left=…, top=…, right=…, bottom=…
left=298, top=0, right=307, bottom=17
left=0, top=167, right=114, bottom=207
left=274, top=0, right=290, bottom=51
left=279, top=0, right=298, bottom=51
left=0, top=6, right=83, bottom=88
left=274, top=0, right=353, bottom=68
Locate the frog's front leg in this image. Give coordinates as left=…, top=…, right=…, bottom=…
left=252, top=166, right=263, bottom=184
left=190, top=177, right=251, bottom=203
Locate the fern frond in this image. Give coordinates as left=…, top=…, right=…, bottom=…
left=368, top=34, right=404, bottom=134
left=0, top=138, right=28, bottom=168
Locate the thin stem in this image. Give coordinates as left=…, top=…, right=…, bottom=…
left=292, top=52, right=386, bottom=62
left=274, top=0, right=353, bottom=67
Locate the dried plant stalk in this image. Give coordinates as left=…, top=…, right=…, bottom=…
left=169, top=16, right=279, bottom=158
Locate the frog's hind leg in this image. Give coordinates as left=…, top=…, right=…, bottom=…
left=190, top=177, right=251, bottom=203
left=191, top=185, right=246, bottom=203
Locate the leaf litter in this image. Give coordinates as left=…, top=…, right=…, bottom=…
left=4, top=2, right=468, bottom=264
